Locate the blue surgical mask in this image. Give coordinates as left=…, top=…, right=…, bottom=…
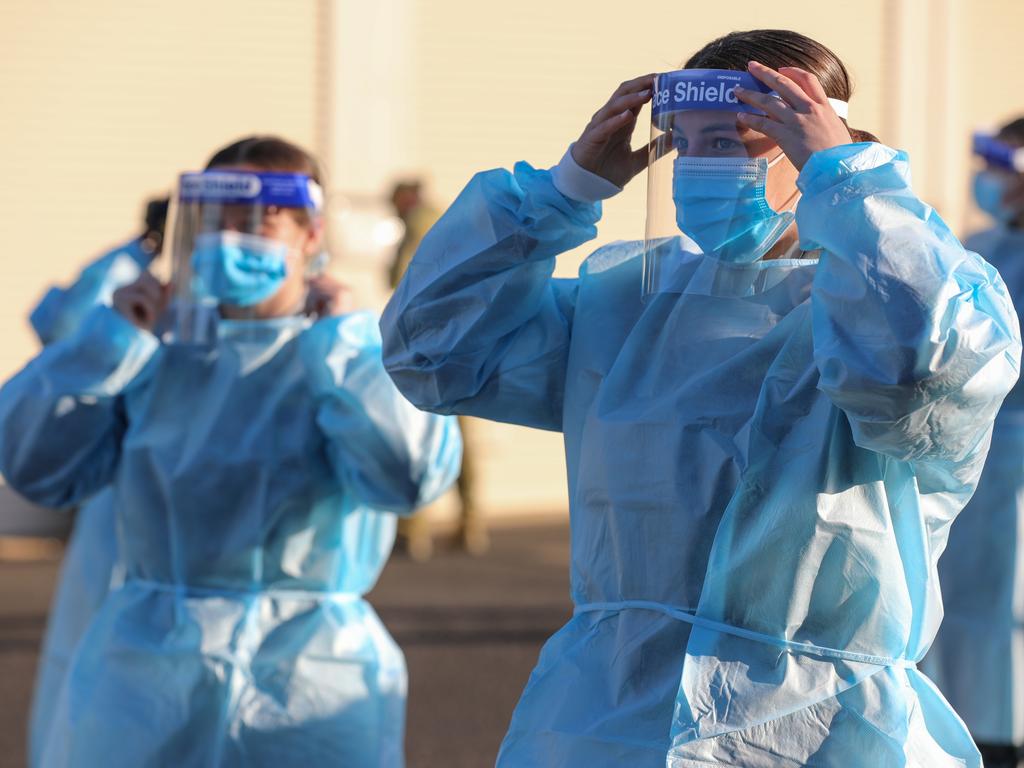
left=973, top=170, right=1016, bottom=224
left=672, top=153, right=796, bottom=263
left=191, top=231, right=289, bottom=307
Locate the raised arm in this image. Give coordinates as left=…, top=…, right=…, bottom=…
left=0, top=305, right=160, bottom=507
left=382, top=75, right=655, bottom=432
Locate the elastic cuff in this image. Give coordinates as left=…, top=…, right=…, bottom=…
left=797, top=142, right=904, bottom=197
left=550, top=145, right=623, bottom=204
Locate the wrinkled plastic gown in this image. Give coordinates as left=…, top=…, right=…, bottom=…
left=924, top=226, right=1024, bottom=747
left=0, top=306, right=461, bottom=767
left=381, top=143, right=1022, bottom=767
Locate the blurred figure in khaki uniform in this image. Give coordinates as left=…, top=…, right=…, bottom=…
left=390, top=180, right=489, bottom=559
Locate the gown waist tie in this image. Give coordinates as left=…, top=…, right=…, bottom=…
left=126, top=577, right=363, bottom=602
left=574, top=599, right=916, bottom=668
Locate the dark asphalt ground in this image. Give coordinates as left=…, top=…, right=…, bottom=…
left=0, top=520, right=572, bottom=768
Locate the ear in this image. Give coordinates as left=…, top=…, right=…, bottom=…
left=302, top=218, right=325, bottom=259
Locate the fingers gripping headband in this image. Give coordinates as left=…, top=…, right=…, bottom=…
left=652, top=69, right=850, bottom=125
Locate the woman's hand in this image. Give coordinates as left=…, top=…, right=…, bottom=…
left=304, top=273, right=354, bottom=319
left=734, top=61, right=852, bottom=171
left=571, top=74, right=656, bottom=188
left=113, top=272, right=170, bottom=331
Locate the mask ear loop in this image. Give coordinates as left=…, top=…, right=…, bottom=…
left=761, top=148, right=805, bottom=258
left=295, top=251, right=331, bottom=319
left=765, top=149, right=788, bottom=169
left=300, top=203, right=329, bottom=315
left=762, top=148, right=801, bottom=211
left=305, top=250, right=329, bottom=278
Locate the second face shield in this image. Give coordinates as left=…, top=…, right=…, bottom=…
left=643, top=69, right=804, bottom=295
left=166, top=170, right=323, bottom=343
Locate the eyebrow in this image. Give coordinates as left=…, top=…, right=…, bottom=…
left=673, top=122, right=738, bottom=135
left=700, top=123, right=737, bottom=134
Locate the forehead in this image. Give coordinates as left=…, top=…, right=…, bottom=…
left=669, top=111, right=773, bottom=142
left=671, top=111, right=742, bottom=133
left=668, top=111, right=777, bottom=156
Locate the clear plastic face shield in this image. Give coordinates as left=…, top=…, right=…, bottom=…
left=972, top=131, right=1024, bottom=224
left=642, top=68, right=846, bottom=295
left=167, top=170, right=324, bottom=343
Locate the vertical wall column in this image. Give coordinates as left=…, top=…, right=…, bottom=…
left=933, top=0, right=967, bottom=232
left=883, top=0, right=966, bottom=230
left=318, top=0, right=416, bottom=197
left=316, top=0, right=418, bottom=306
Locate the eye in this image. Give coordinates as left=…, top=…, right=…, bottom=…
left=711, top=136, right=742, bottom=152
left=672, top=134, right=689, bottom=153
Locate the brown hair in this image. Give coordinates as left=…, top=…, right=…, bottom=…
left=684, top=30, right=879, bottom=144
left=998, top=118, right=1024, bottom=148
left=205, top=135, right=323, bottom=184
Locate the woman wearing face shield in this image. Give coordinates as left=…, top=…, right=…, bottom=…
left=381, top=29, right=1020, bottom=768
left=923, top=119, right=1024, bottom=768
left=0, top=136, right=462, bottom=767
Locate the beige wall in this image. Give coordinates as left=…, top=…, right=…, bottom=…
left=401, top=0, right=1016, bottom=245
left=407, top=0, right=889, bottom=271
left=959, top=0, right=1024, bottom=232
left=3, top=0, right=1024, bottom=523
left=0, top=0, right=325, bottom=376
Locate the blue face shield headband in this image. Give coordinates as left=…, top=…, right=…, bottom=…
left=178, top=170, right=325, bottom=211
left=973, top=132, right=1024, bottom=174
left=643, top=69, right=849, bottom=294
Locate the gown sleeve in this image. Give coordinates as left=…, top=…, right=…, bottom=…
left=380, top=162, right=602, bottom=431
left=799, top=142, right=1022, bottom=464
left=0, top=305, right=160, bottom=507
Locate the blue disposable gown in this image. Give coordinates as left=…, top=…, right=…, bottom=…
left=381, top=142, right=1021, bottom=767
left=0, top=305, right=461, bottom=767
left=923, top=225, right=1024, bottom=746
left=25, top=237, right=151, bottom=767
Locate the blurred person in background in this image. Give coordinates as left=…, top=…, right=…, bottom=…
left=389, top=180, right=440, bottom=289
left=924, top=117, right=1024, bottom=768
left=382, top=29, right=1020, bottom=768
left=25, top=195, right=168, bottom=767
left=389, top=179, right=489, bottom=559
left=1, top=135, right=460, bottom=767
